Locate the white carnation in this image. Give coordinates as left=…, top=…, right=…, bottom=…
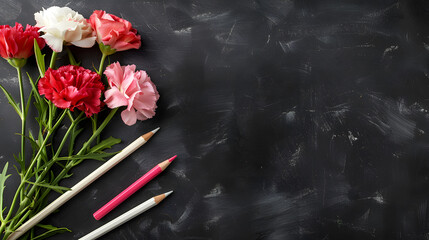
left=34, top=6, right=95, bottom=52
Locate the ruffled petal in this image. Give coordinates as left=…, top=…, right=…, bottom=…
left=121, top=109, right=137, bottom=126
left=121, top=64, right=137, bottom=92
left=71, top=36, right=96, bottom=48
left=104, top=62, right=123, bottom=88
left=41, top=33, right=64, bottom=52
left=52, top=91, right=71, bottom=109
left=133, top=91, right=158, bottom=110
left=88, top=10, right=141, bottom=52
left=35, top=6, right=94, bottom=52
left=136, top=108, right=155, bottom=120
left=38, top=65, right=103, bottom=116
left=104, top=87, right=128, bottom=109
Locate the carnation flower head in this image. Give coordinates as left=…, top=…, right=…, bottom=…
left=89, top=10, right=141, bottom=53
left=38, top=65, right=104, bottom=117
left=35, top=6, right=95, bottom=52
left=103, top=62, right=159, bottom=126
left=0, top=22, right=45, bottom=60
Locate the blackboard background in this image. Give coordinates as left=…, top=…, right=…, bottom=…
left=1, top=0, right=429, bottom=239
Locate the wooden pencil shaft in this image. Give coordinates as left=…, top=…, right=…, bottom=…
left=79, top=198, right=157, bottom=240
left=8, top=135, right=149, bottom=240
left=93, top=155, right=175, bottom=220
left=81, top=192, right=171, bottom=240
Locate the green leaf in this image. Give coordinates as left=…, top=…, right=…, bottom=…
left=50, top=171, right=55, bottom=183
left=63, top=173, right=73, bottom=179
left=27, top=131, right=39, bottom=155
left=34, top=103, right=49, bottom=128
left=24, top=181, right=71, bottom=194
left=12, top=153, right=25, bottom=175
left=27, top=73, right=43, bottom=106
left=22, top=133, right=50, bottom=172
left=25, top=87, right=34, bottom=118
left=89, top=136, right=121, bottom=153
left=33, top=224, right=71, bottom=240
left=68, top=128, right=83, bottom=156
left=21, top=133, right=40, bottom=151
left=58, top=151, right=119, bottom=163
left=92, top=63, right=99, bottom=75
left=0, top=162, right=10, bottom=221
left=0, top=83, right=22, bottom=118
left=55, top=161, right=65, bottom=168
left=74, top=152, right=120, bottom=166
left=34, top=39, right=45, bottom=77
left=91, top=115, right=99, bottom=144
left=65, top=47, right=80, bottom=66
left=12, top=165, right=21, bottom=175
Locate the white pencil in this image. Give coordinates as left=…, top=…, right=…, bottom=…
left=79, top=191, right=173, bottom=240
left=7, top=127, right=160, bottom=240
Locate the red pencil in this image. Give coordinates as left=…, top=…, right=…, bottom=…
left=93, top=155, right=176, bottom=220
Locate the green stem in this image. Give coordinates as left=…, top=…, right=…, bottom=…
left=98, top=52, right=107, bottom=75
left=92, top=115, right=100, bottom=144
left=9, top=111, right=81, bottom=225
left=12, top=66, right=26, bottom=233
left=1, top=110, right=67, bottom=234
left=0, top=222, right=6, bottom=238
left=5, top=204, right=30, bottom=232
left=53, top=112, right=84, bottom=159
left=16, top=67, right=26, bottom=169
left=35, top=134, right=45, bottom=173
left=11, top=209, right=31, bottom=230
left=65, top=47, right=78, bottom=66
left=37, top=108, right=118, bottom=205
left=49, top=51, right=58, bottom=69
left=10, top=108, right=118, bottom=236
left=15, top=67, right=26, bottom=208
left=48, top=102, right=54, bottom=130
left=78, top=108, right=117, bottom=155
left=92, top=52, right=108, bottom=144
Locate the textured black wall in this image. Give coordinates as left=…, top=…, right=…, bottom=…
left=1, top=0, right=429, bottom=239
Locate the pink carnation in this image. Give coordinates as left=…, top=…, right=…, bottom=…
left=103, top=62, right=159, bottom=126
left=89, top=10, right=141, bottom=52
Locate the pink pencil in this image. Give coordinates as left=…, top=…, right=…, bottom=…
left=93, top=155, right=176, bottom=220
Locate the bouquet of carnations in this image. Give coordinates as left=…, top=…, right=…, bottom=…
left=0, top=6, right=159, bottom=239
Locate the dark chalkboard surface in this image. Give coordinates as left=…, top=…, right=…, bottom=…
left=1, top=0, right=429, bottom=239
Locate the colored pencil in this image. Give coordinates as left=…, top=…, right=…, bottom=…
left=80, top=191, right=173, bottom=240
left=93, top=155, right=176, bottom=220
left=7, top=128, right=160, bottom=240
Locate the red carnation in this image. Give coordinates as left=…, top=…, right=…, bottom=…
left=0, top=22, right=45, bottom=59
left=38, top=65, right=104, bottom=117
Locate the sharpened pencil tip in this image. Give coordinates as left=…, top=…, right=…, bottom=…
left=141, top=127, right=160, bottom=141
left=168, top=155, right=177, bottom=162
left=154, top=191, right=173, bottom=204
left=152, top=127, right=160, bottom=134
